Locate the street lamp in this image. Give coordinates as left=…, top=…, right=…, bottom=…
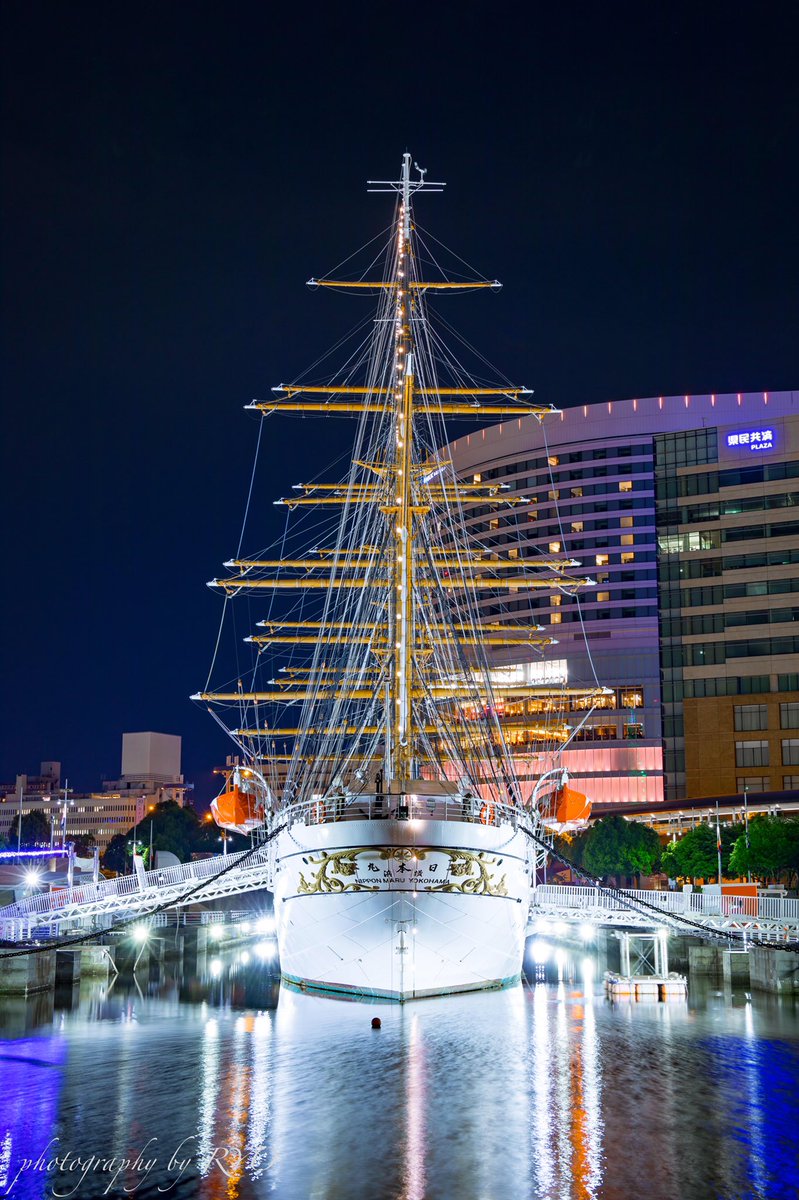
left=742, top=785, right=752, bottom=883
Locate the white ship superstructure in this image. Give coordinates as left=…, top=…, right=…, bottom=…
left=194, top=155, right=604, bottom=1000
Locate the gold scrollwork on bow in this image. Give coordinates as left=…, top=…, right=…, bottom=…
left=296, top=846, right=507, bottom=897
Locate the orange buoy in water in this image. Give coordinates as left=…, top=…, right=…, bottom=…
left=371, top=1017, right=382, bottom=1029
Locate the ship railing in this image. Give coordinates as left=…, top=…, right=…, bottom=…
left=531, top=883, right=799, bottom=923
left=280, top=792, right=523, bottom=829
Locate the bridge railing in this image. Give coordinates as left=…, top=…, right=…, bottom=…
left=0, top=846, right=264, bottom=921
left=532, top=884, right=799, bottom=923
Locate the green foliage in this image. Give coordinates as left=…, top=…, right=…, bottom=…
left=100, top=801, right=250, bottom=872
left=72, top=831, right=96, bottom=858
left=102, top=833, right=129, bottom=874
left=661, top=821, right=743, bottom=882
left=578, top=816, right=661, bottom=883
left=8, top=809, right=52, bottom=848
left=728, top=816, right=799, bottom=887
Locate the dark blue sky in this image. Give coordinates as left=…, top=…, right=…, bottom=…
left=1, top=1, right=797, bottom=802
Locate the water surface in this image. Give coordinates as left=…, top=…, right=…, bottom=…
left=1, top=949, right=797, bottom=1200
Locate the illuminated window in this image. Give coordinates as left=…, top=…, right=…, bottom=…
left=623, top=723, right=644, bottom=739
left=571, top=521, right=584, bottom=533
left=551, top=593, right=562, bottom=606
left=548, top=455, right=560, bottom=467
left=571, top=486, right=583, bottom=498
left=473, top=473, right=482, bottom=483
left=597, top=591, right=610, bottom=602
left=596, top=553, right=609, bottom=566
left=619, top=480, right=633, bottom=492
left=508, top=547, right=518, bottom=559
left=549, top=541, right=561, bottom=553
left=621, top=552, right=635, bottom=564
left=596, top=572, right=609, bottom=583
left=489, top=519, right=499, bottom=530
left=550, top=612, right=562, bottom=624
left=621, top=534, right=634, bottom=545
left=548, top=489, right=560, bottom=501
left=621, top=515, right=634, bottom=528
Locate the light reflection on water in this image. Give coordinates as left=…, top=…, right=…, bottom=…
left=0, top=949, right=797, bottom=1199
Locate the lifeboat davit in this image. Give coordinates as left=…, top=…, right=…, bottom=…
left=211, top=784, right=266, bottom=836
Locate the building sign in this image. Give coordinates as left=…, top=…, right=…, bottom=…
left=487, top=659, right=569, bottom=687
left=726, top=429, right=775, bottom=452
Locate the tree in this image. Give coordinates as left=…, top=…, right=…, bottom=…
left=8, top=809, right=52, bottom=848
left=72, top=831, right=96, bottom=858
left=579, top=816, right=661, bottom=885
left=102, top=833, right=129, bottom=874
left=660, top=821, right=743, bottom=883
left=100, top=800, right=251, bottom=873
left=729, top=816, right=799, bottom=887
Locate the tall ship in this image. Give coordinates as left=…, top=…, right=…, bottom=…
left=194, top=155, right=603, bottom=1000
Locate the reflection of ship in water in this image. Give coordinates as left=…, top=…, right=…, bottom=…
left=0, top=950, right=792, bottom=1199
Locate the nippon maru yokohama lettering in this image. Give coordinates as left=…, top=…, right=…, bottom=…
left=296, top=846, right=509, bottom=897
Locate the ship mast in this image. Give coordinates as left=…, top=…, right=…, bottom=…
left=389, top=153, right=416, bottom=784
left=196, top=153, right=607, bottom=804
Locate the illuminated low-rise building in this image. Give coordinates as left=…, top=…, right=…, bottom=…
left=0, top=733, right=192, bottom=851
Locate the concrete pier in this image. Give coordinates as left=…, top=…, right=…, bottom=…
left=55, top=948, right=82, bottom=986
left=688, top=944, right=724, bottom=979
left=80, top=944, right=116, bottom=977
left=721, top=949, right=750, bottom=986
left=115, top=939, right=150, bottom=975
left=749, top=947, right=799, bottom=994
left=0, top=950, right=56, bottom=995
left=182, top=926, right=209, bottom=973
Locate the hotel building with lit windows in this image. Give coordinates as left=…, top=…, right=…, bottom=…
left=448, top=390, right=799, bottom=807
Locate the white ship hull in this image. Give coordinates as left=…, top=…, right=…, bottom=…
left=271, top=816, right=533, bottom=1001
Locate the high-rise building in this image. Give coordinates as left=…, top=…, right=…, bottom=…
left=448, top=390, right=799, bottom=805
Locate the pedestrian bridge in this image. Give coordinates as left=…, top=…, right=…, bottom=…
left=529, top=884, right=799, bottom=943
left=0, top=846, right=272, bottom=941
left=1, top=849, right=798, bottom=945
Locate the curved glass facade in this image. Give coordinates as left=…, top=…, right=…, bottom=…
left=449, top=390, right=799, bottom=805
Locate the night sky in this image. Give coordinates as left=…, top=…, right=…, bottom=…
left=2, top=2, right=797, bottom=803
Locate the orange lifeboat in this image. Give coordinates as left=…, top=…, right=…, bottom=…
left=211, top=785, right=265, bottom=836
left=554, top=784, right=591, bottom=826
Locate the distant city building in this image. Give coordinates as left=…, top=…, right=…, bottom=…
left=449, top=389, right=799, bottom=805
left=0, top=732, right=191, bottom=851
